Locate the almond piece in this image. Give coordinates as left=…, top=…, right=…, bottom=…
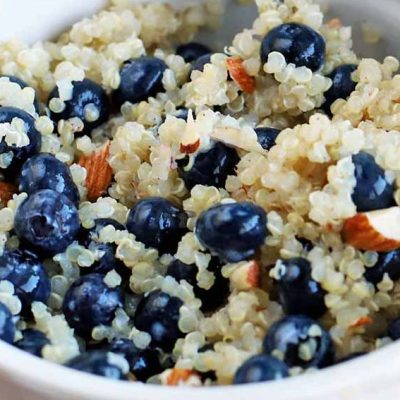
left=231, top=260, right=260, bottom=290
left=226, top=57, right=256, bottom=94
left=79, top=142, right=112, bottom=202
left=180, top=138, right=200, bottom=154
left=0, top=182, right=17, bottom=205
left=167, top=369, right=197, bottom=386
left=350, top=316, right=373, bottom=328
left=342, top=207, right=400, bottom=251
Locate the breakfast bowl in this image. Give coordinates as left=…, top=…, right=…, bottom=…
left=1, top=0, right=400, bottom=399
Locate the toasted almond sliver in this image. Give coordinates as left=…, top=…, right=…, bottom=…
left=79, top=141, right=113, bottom=202
left=226, top=57, right=256, bottom=94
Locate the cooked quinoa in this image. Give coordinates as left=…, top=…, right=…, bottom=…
left=0, top=0, right=400, bottom=387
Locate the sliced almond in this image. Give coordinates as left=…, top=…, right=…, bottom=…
left=180, top=139, right=200, bottom=154
left=0, top=182, right=17, bottom=205
left=226, top=57, right=256, bottom=94
left=231, top=260, right=260, bottom=290
left=166, top=369, right=198, bottom=386
left=78, top=141, right=112, bottom=202
left=350, top=316, right=373, bottom=328
left=342, top=207, right=400, bottom=251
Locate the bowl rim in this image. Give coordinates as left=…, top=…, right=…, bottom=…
left=0, top=337, right=399, bottom=400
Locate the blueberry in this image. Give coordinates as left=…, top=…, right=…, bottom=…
left=352, top=152, right=395, bottom=212
left=108, top=338, right=163, bottom=381
left=173, top=107, right=190, bottom=121
left=177, top=42, right=212, bottom=63
left=388, top=318, right=400, bottom=340
left=14, top=189, right=80, bottom=255
left=274, top=257, right=326, bottom=319
left=255, top=127, right=280, bottom=151
left=192, top=54, right=212, bottom=73
left=62, top=273, right=122, bottom=337
left=134, top=290, right=183, bottom=351
left=297, top=237, right=314, bottom=252
left=364, top=250, right=400, bottom=285
left=166, top=259, right=197, bottom=286
left=263, top=315, right=334, bottom=368
left=1, top=75, right=40, bottom=112
left=233, top=354, right=289, bottom=384
left=195, top=202, right=268, bottom=263
left=260, top=23, right=325, bottom=72
left=177, top=142, right=239, bottom=190
left=337, top=352, right=366, bottom=363
left=0, top=107, right=41, bottom=173
left=130, top=349, right=163, bottom=382
left=15, top=329, right=50, bottom=357
left=109, top=338, right=139, bottom=359
left=126, top=197, right=187, bottom=255
left=113, top=57, right=167, bottom=107
left=166, top=258, right=229, bottom=313
left=0, top=249, right=51, bottom=314
left=19, top=153, right=80, bottom=204
left=0, top=302, right=15, bottom=344
left=80, top=218, right=127, bottom=277
left=48, top=79, right=110, bottom=136
left=323, top=64, right=357, bottom=113
left=66, top=350, right=126, bottom=380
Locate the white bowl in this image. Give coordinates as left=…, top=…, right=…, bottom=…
left=1, top=1, right=400, bottom=399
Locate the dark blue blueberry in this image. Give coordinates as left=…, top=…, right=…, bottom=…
left=0, top=302, right=15, bottom=344
left=263, top=315, right=334, bottom=368
left=260, top=23, right=325, bottom=72
left=80, top=218, right=127, bottom=277
left=129, top=349, right=163, bottom=382
left=274, top=257, right=326, bottom=319
left=15, top=329, right=50, bottom=357
left=109, top=338, right=139, bottom=359
left=192, top=54, right=212, bottom=73
left=134, top=290, right=183, bottom=351
left=352, top=152, right=395, bottom=212
left=0, top=107, right=41, bottom=173
left=177, top=142, right=239, bottom=190
left=195, top=202, right=268, bottom=263
left=19, top=153, right=80, bottom=204
left=173, top=107, right=190, bottom=121
left=177, top=42, right=212, bottom=63
left=166, top=259, right=197, bottom=286
left=255, top=127, right=280, bottom=151
left=108, top=338, right=163, bottom=381
left=126, top=197, right=187, bottom=255
left=62, top=273, right=122, bottom=337
left=337, top=352, right=366, bottom=363
left=66, top=350, right=126, bottom=380
left=48, top=79, right=110, bottom=136
left=161, top=108, right=191, bottom=125
left=166, top=258, right=229, bottom=313
left=388, top=318, right=400, bottom=340
left=323, top=64, right=357, bottom=114
left=0, top=249, right=51, bottom=314
left=14, top=189, right=80, bottom=255
left=297, top=237, right=314, bottom=252
left=364, top=250, right=400, bottom=285
left=2, top=75, right=40, bottom=112
left=233, top=354, right=289, bottom=384
left=113, top=57, right=167, bottom=107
